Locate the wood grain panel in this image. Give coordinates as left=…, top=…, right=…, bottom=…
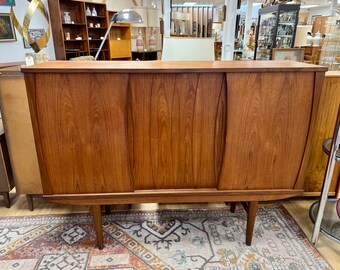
left=21, top=61, right=327, bottom=74
left=219, top=72, right=314, bottom=190
left=43, top=188, right=302, bottom=205
left=129, top=73, right=226, bottom=189
left=302, top=76, right=340, bottom=195
left=193, top=73, right=226, bottom=187
left=33, top=73, right=132, bottom=194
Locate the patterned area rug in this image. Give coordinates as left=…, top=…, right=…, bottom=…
left=0, top=204, right=332, bottom=270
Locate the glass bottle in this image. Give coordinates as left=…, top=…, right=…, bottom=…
left=86, top=7, right=91, bottom=16
left=136, top=28, right=144, bottom=52
left=149, top=27, right=156, bottom=51
left=91, top=7, right=97, bottom=16
left=63, top=12, right=71, bottom=24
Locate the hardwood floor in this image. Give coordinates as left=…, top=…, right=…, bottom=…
left=0, top=193, right=339, bottom=269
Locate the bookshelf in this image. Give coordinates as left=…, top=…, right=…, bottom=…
left=49, top=0, right=131, bottom=60
left=107, top=11, right=132, bottom=60
left=85, top=1, right=110, bottom=60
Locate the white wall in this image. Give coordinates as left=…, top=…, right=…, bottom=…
left=0, top=0, right=55, bottom=63
left=106, top=0, right=142, bottom=11
left=307, top=5, right=337, bottom=21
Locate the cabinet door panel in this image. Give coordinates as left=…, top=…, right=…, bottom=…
left=34, top=73, right=132, bottom=194
left=218, top=72, right=314, bottom=190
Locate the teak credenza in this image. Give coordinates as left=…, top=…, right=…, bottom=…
left=22, top=61, right=326, bottom=249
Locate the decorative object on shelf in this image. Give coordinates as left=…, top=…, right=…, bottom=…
left=136, top=28, right=144, bottom=52
left=63, top=12, right=71, bottom=24
left=64, top=31, right=70, bottom=40
left=86, top=7, right=91, bottom=16
left=94, top=9, right=143, bottom=60
left=91, top=7, right=97, bottom=17
left=148, top=27, right=156, bottom=51
left=76, top=33, right=82, bottom=40
left=89, top=22, right=93, bottom=27
left=0, top=13, right=16, bottom=42
left=272, top=48, right=304, bottom=61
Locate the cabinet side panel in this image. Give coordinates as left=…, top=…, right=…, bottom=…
left=34, top=73, right=132, bottom=194
left=129, top=73, right=225, bottom=189
left=219, top=72, right=314, bottom=190
left=302, top=76, right=340, bottom=194
left=0, top=75, right=42, bottom=194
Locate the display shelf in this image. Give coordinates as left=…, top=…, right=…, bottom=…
left=319, top=16, right=340, bottom=71
left=86, top=15, right=106, bottom=19
left=254, top=4, right=300, bottom=60
left=49, top=0, right=111, bottom=60
left=62, top=23, right=86, bottom=26
left=279, top=22, right=295, bottom=25
left=107, top=10, right=132, bottom=60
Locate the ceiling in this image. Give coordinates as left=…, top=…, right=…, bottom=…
left=171, top=0, right=333, bottom=8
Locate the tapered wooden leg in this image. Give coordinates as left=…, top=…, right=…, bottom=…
left=26, top=194, right=34, bottom=211
left=230, top=202, right=236, bottom=213
left=246, top=201, right=258, bottom=246
left=92, top=205, right=104, bottom=250
left=2, top=192, right=10, bottom=208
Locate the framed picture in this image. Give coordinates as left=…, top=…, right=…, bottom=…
left=217, top=5, right=226, bottom=22
left=0, top=0, right=15, bottom=6
left=272, top=48, right=305, bottom=62
left=0, top=13, right=16, bottom=42
left=23, top=29, right=46, bottom=48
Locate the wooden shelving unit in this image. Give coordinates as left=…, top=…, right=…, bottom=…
left=107, top=11, right=132, bottom=60
left=86, top=2, right=109, bottom=60
left=49, top=0, right=131, bottom=60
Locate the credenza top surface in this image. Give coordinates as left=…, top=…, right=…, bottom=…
left=21, top=60, right=327, bottom=73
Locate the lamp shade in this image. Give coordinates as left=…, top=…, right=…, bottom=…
left=111, top=9, right=143, bottom=24
left=131, top=7, right=148, bottom=27
left=147, top=8, right=159, bottom=27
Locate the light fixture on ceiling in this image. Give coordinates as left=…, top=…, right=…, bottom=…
left=300, top=4, right=319, bottom=8
left=172, top=4, right=213, bottom=7
left=183, top=2, right=197, bottom=6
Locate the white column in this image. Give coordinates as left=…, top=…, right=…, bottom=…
left=221, top=0, right=238, bottom=60
left=163, top=0, right=171, bottom=37
left=243, top=0, right=253, bottom=50
left=330, top=0, right=338, bottom=16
